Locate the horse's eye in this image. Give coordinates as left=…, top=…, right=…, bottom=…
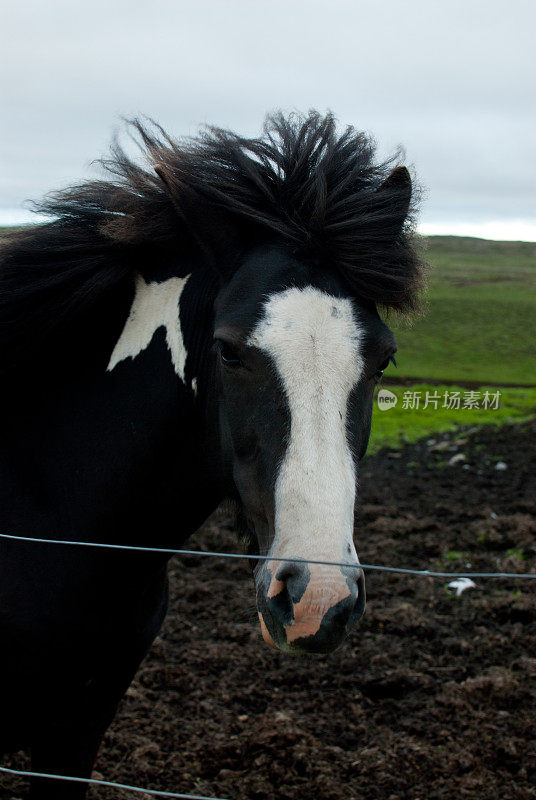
left=375, top=354, right=396, bottom=381
left=219, top=342, right=242, bottom=367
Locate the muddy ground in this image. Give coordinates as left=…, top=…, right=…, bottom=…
left=2, top=420, right=535, bottom=800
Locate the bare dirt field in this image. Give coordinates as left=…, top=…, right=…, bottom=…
left=2, top=420, right=535, bottom=800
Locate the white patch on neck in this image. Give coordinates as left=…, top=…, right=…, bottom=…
left=247, top=286, right=363, bottom=565
left=107, top=274, right=191, bottom=379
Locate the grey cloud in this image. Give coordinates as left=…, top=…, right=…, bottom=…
left=1, top=0, right=534, bottom=232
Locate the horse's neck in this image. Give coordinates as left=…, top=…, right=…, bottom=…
left=1, top=269, right=225, bottom=546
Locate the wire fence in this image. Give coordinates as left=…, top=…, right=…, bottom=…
left=0, top=766, right=229, bottom=800
left=1, top=532, right=536, bottom=579
left=1, top=529, right=535, bottom=800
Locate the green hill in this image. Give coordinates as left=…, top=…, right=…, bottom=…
left=390, top=236, right=536, bottom=386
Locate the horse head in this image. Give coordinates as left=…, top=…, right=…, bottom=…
left=214, top=244, right=401, bottom=653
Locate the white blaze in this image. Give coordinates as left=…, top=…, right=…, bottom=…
left=247, top=286, right=363, bottom=566
left=107, top=273, right=190, bottom=379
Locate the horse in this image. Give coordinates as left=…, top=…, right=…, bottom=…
left=0, top=111, right=423, bottom=798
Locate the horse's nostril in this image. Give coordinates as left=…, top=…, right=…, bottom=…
left=266, top=580, right=294, bottom=626
left=274, top=563, right=297, bottom=583
left=274, top=561, right=310, bottom=604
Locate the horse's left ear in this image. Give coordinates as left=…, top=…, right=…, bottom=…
left=376, top=166, right=412, bottom=231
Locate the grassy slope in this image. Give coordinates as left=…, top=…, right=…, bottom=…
left=371, top=236, right=536, bottom=450
left=390, top=236, right=536, bottom=385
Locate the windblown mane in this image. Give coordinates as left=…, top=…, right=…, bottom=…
left=0, top=111, right=424, bottom=374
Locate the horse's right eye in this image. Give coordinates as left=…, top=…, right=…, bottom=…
left=219, top=342, right=242, bottom=367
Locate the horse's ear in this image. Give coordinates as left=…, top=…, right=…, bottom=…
left=376, top=165, right=412, bottom=231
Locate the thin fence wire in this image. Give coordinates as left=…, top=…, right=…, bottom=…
left=1, top=532, right=535, bottom=580
left=0, top=765, right=229, bottom=800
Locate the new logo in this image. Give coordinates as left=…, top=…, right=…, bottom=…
left=377, top=388, right=398, bottom=410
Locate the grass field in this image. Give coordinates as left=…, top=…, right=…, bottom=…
left=390, top=236, right=536, bottom=385
left=374, top=236, right=536, bottom=449
left=368, top=383, right=536, bottom=453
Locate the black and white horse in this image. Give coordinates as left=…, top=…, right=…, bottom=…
left=0, top=112, right=423, bottom=798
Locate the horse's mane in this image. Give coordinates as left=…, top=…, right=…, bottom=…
left=0, top=111, right=424, bottom=374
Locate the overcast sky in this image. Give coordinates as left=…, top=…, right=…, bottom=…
left=1, top=0, right=535, bottom=239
